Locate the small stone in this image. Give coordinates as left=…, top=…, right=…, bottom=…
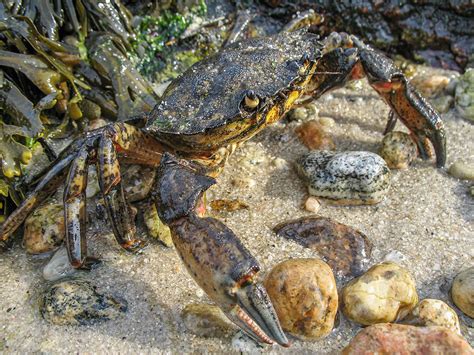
left=85, top=166, right=100, bottom=198
left=401, top=299, right=461, bottom=335
left=272, top=157, right=288, bottom=169
left=231, top=177, right=256, bottom=189
left=264, top=258, right=338, bottom=340
left=274, top=217, right=372, bottom=278
left=287, top=107, right=308, bottom=121
left=304, top=196, right=321, bottom=213
left=23, top=202, right=65, bottom=254
left=41, top=279, right=127, bottom=325
left=451, top=267, right=474, bottom=318
left=181, top=303, right=236, bottom=338
left=432, top=95, right=454, bottom=113
left=297, top=151, right=391, bottom=205
left=143, top=203, right=173, bottom=247
left=209, top=199, right=249, bottom=212
left=342, top=262, right=418, bottom=325
left=123, top=165, right=157, bottom=202
left=79, top=99, right=101, bottom=120
left=87, top=118, right=107, bottom=131
left=379, top=132, right=418, bottom=169
left=455, top=68, right=474, bottom=122
left=295, top=120, right=335, bottom=150
left=411, top=74, right=450, bottom=97
left=342, top=324, right=473, bottom=354
left=318, top=116, right=335, bottom=128
left=43, top=247, right=77, bottom=281
left=448, top=161, right=474, bottom=181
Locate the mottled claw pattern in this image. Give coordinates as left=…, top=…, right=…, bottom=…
left=154, top=153, right=289, bottom=346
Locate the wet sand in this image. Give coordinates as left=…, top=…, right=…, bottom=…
left=0, top=69, right=472, bottom=353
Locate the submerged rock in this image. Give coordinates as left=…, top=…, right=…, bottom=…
left=23, top=202, right=65, bottom=254
left=342, top=324, right=473, bottom=354
left=379, top=132, right=418, bottom=169
left=297, top=151, right=390, bottom=205
left=181, top=303, right=236, bottom=338
left=273, top=217, right=372, bottom=278
left=452, top=267, right=474, bottom=318
left=264, top=258, right=338, bottom=340
left=342, top=262, right=418, bottom=325
left=41, top=279, right=127, bottom=325
left=448, top=161, right=474, bottom=181
left=401, top=299, right=461, bottom=335
left=43, top=247, right=77, bottom=281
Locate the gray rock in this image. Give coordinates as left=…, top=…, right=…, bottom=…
left=43, top=247, right=77, bottom=281
left=297, top=151, right=390, bottom=205
left=41, top=279, right=127, bottom=325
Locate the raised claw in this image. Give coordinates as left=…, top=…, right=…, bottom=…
left=154, top=153, right=289, bottom=346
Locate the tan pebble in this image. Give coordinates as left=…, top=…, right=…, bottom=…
left=379, top=132, right=418, bottom=169
left=306, top=103, right=319, bottom=117
left=304, top=196, right=321, bottom=213
left=231, top=177, right=256, bottom=189
left=181, top=303, right=236, bottom=338
left=295, top=120, right=335, bottom=150
left=143, top=203, right=173, bottom=247
left=264, top=258, right=338, bottom=340
left=451, top=267, right=474, bottom=318
left=24, top=203, right=65, bottom=254
left=448, top=161, right=474, bottom=181
left=87, top=118, right=107, bottom=131
left=318, top=116, right=335, bottom=128
left=289, top=107, right=308, bottom=121
left=272, top=157, right=288, bottom=169
left=342, top=262, right=418, bottom=325
left=342, top=324, right=473, bottom=354
left=412, top=74, right=450, bottom=97
left=401, top=299, right=461, bottom=335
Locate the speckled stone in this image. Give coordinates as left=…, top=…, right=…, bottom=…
left=41, top=279, right=127, bottom=325
left=274, top=217, right=372, bottom=278
left=342, top=324, right=473, bottom=354
left=401, top=299, right=461, bottom=334
left=23, top=202, right=65, bottom=254
left=297, top=151, right=390, bottom=205
left=181, top=303, right=236, bottom=338
left=452, top=267, right=474, bottom=318
left=455, top=68, right=474, bottom=122
left=379, top=132, right=418, bottom=169
left=264, top=258, right=338, bottom=340
left=342, top=262, right=418, bottom=325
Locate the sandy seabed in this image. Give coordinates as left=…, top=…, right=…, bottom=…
left=0, top=69, right=473, bottom=354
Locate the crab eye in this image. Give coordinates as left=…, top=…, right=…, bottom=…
left=242, top=90, right=260, bottom=110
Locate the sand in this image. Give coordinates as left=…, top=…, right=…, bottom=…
left=0, top=68, right=472, bottom=353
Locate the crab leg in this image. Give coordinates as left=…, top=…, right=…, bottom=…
left=0, top=123, right=164, bottom=258
left=307, top=33, right=446, bottom=167
left=154, top=153, right=289, bottom=347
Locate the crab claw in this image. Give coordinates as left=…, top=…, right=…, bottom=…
left=154, top=153, right=289, bottom=346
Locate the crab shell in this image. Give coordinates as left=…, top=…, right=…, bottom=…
left=145, top=29, right=322, bottom=153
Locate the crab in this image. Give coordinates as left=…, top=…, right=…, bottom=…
left=0, top=29, right=445, bottom=347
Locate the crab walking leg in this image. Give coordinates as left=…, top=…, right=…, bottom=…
left=306, top=33, right=446, bottom=167
left=63, top=146, right=96, bottom=268
left=154, top=153, right=289, bottom=347
left=98, top=135, right=146, bottom=251
left=0, top=122, right=165, bottom=250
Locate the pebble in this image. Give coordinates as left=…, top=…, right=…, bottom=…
left=271, top=157, right=288, bottom=170
left=41, top=279, right=127, bottom=325
left=318, top=116, right=335, bottom=128
left=455, top=68, right=474, bottom=122
left=264, top=258, right=338, bottom=340
left=448, top=161, right=474, bottom=181
left=143, top=203, right=173, bottom=247
left=23, top=202, right=65, bottom=254
left=85, top=166, right=100, bottom=198
left=297, top=151, right=391, bottom=205
left=379, top=132, right=418, bottom=169
left=295, top=120, right=335, bottom=150
left=401, top=299, right=461, bottom=335
left=274, top=217, right=372, bottom=278
left=432, top=95, right=454, bottom=113
left=181, top=303, right=236, bottom=338
left=287, top=107, right=308, bottom=121
left=342, top=324, right=473, bottom=354
left=411, top=74, right=450, bottom=97
left=304, top=196, right=321, bottom=213
left=342, top=262, right=418, bottom=325
left=43, top=247, right=77, bottom=281
left=451, top=267, right=474, bottom=318
left=123, top=165, right=157, bottom=202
